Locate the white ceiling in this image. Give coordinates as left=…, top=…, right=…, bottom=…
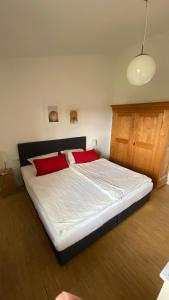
left=0, top=0, right=169, bottom=58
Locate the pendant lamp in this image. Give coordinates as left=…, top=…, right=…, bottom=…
left=127, top=0, right=156, bottom=86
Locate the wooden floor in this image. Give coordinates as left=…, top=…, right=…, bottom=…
left=0, top=186, right=169, bottom=300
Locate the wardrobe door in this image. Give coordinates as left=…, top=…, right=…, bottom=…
left=131, top=110, right=163, bottom=177
left=110, top=110, right=134, bottom=167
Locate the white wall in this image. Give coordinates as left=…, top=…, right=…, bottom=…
left=112, top=30, right=169, bottom=103
left=1, top=31, right=169, bottom=185
left=0, top=55, right=114, bottom=184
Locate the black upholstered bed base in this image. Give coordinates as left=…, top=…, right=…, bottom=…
left=56, top=193, right=150, bottom=265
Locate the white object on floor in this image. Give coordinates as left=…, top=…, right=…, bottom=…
left=21, top=164, right=152, bottom=251
left=157, top=283, right=169, bottom=300
left=160, top=262, right=169, bottom=282
left=157, top=262, right=169, bottom=299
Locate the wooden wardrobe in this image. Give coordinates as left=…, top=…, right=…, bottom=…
left=110, top=102, right=169, bottom=188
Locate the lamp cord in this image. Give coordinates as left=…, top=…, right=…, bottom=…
left=141, top=0, right=149, bottom=54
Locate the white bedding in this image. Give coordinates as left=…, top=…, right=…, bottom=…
left=71, top=159, right=152, bottom=200
left=21, top=162, right=153, bottom=251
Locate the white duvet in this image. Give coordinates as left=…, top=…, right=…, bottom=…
left=71, top=159, right=152, bottom=200
left=27, top=167, right=119, bottom=236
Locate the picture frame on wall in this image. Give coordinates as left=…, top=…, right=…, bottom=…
left=70, top=110, right=78, bottom=124
left=48, top=106, right=59, bottom=123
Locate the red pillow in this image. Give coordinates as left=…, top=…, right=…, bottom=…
left=72, top=149, right=99, bottom=164
left=33, top=154, right=69, bottom=176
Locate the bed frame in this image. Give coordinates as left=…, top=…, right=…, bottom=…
left=18, top=136, right=86, bottom=166
left=18, top=136, right=151, bottom=265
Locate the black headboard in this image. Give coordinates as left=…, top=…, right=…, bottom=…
left=18, top=136, right=86, bottom=167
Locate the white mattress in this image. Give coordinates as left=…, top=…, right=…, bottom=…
left=21, top=163, right=153, bottom=251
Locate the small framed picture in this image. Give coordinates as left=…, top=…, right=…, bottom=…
left=70, top=110, right=78, bottom=124
left=48, top=106, right=59, bottom=123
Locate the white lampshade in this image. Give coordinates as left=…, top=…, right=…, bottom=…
left=127, top=54, right=156, bottom=86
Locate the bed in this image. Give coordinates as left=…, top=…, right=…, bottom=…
left=18, top=136, right=153, bottom=264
